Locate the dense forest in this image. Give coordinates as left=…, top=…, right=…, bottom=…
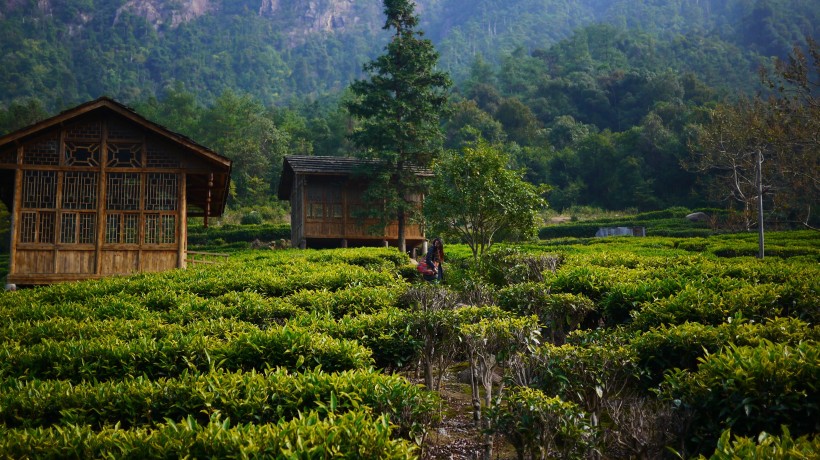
left=0, top=0, right=818, bottom=215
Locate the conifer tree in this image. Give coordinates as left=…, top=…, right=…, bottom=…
left=345, top=0, right=451, bottom=254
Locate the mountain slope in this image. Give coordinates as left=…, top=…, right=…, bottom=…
left=0, top=0, right=817, bottom=109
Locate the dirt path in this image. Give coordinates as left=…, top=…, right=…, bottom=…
left=420, top=370, right=515, bottom=459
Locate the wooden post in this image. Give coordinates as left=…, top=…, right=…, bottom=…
left=205, top=173, right=212, bottom=228
left=8, top=145, right=24, bottom=278
left=94, top=124, right=108, bottom=275
left=178, top=173, right=187, bottom=268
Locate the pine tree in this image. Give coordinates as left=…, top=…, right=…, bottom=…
left=345, top=0, right=451, bottom=253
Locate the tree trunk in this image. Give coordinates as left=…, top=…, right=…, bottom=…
left=423, top=355, right=434, bottom=389
left=757, top=149, right=765, bottom=259
left=398, top=206, right=406, bottom=254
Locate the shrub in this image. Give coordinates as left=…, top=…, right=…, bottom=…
left=492, top=386, right=597, bottom=460
left=240, top=211, right=263, bottom=225
left=0, top=368, right=438, bottom=441
left=482, top=247, right=564, bottom=286
left=0, top=326, right=373, bottom=383
left=0, top=412, right=417, bottom=459
left=498, top=286, right=594, bottom=344
left=187, top=223, right=291, bottom=246
left=629, top=318, right=819, bottom=387
left=659, top=341, right=820, bottom=455
left=527, top=342, right=641, bottom=418
left=699, top=427, right=819, bottom=459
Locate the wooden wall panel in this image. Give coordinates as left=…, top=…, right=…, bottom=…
left=100, top=250, right=139, bottom=275
left=140, top=251, right=177, bottom=273
left=14, top=250, right=54, bottom=274
left=57, top=250, right=95, bottom=274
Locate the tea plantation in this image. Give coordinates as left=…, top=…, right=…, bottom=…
left=0, top=231, right=817, bottom=458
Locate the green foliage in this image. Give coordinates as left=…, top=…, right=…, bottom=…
left=0, top=234, right=817, bottom=457
left=482, top=246, right=564, bottom=286
left=629, top=317, right=819, bottom=387
left=0, top=368, right=437, bottom=438
left=239, top=211, right=264, bottom=225
left=0, top=325, right=373, bottom=383
left=426, top=140, right=548, bottom=261
left=345, top=0, right=451, bottom=252
left=0, top=411, right=417, bottom=459
left=492, top=386, right=597, bottom=460
left=527, top=341, right=641, bottom=419
left=701, top=427, right=819, bottom=460
left=660, top=341, right=820, bottom=454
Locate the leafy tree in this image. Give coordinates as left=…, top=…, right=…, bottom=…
left=425, top=140, right=547, bottom=263
left=345, top=0, right=451, bottom=253
left=691, top=38, right=820, bottom=255
left=196, top=91, right=291, bottom=206
left=0, top=97, right=49, bottom=135
left=689, top=96, right=771, bottom=236
left=760, top=37, right=820, bottom=229
left=443, top=99, right=506, bottom=149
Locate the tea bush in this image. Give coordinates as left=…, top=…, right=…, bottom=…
left=0, top=412, right=417, bottom=459
left=0, top=325, right=372, bottom=383
left=700, top=427, right=819, bottom=459
left=659, top=341, right=819, bottom=454
left=0, top=368, right=438, bottom=439
left=492, top=386, right=597, bottom=460
left=629, top=317, right=819, bottom=386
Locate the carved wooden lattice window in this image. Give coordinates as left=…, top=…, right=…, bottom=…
left=65, top=142, right=101, bottom=167
left=106, top=173, right=141, bottom=210
left=20, top=211, right=55, bottom=243
left=22, top=170, right=56, bottom=209
left=145, top=173, right=178, bottom=210
left=23, top=136, right=59, bottom=165
left=62, top=172, right=98, bottom=210
left=60, top=212, right=96, bottom=244
left=105, top=213, right=139, bottom=244
left=106, top=143, right=142, bottom=168
left=144, top=214, right=175, bottom=244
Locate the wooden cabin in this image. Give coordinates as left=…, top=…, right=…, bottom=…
left=277, top=155, right=426, bottom=251
left=0, top=97, right=232, bottom=285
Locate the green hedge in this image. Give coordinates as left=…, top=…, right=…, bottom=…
left=0, top=325, right=373, bottom=383
left=660, top=341, right=820, bottom=455
left=0, top=412, right=417, bottom=459
left=0, top=368, right=437, bottom=440
left=628, top=318, right=819, bottom=387
left=700, top=427, right=819, bottom=459
left=187, top=223, right=291, bottom=245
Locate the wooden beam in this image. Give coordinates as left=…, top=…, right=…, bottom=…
left=178, top=173, right=186, bottom=268
left=7, top=145, right=24, bottom=279
left=94, top=123, right=108, bottom=275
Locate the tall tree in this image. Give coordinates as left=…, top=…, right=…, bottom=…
left=345, top=0, right=451, bottom=253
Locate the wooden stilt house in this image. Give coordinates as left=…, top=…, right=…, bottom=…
left=277, top=155, right=427, bottom=251
left=0, top=97, right=232, bottom=285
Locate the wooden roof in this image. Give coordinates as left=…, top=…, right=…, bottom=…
left=0, top=97, right=232, bottom=217
left=277, top=155, right=432, bottom=200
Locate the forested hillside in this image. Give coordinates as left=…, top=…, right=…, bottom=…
left=1, top=0, right=817, bottom=108
left=0, top=0, right=817, bottom=215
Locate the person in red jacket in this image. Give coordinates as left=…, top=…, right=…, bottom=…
left=425, top=237, right=445, bottom=282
